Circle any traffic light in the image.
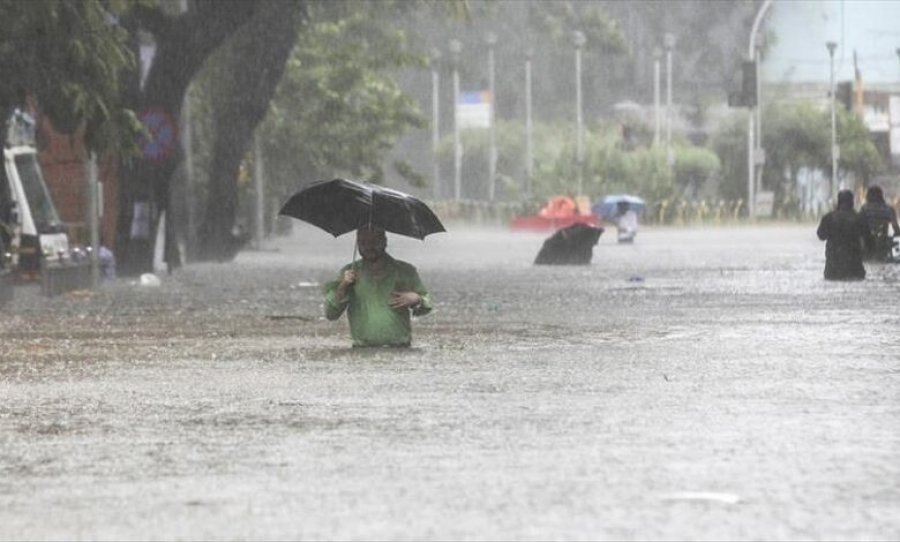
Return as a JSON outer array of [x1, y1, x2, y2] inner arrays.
[[728, 61, 757, 108], [835, 81, 852, 111], [741, 61, 757, 107]]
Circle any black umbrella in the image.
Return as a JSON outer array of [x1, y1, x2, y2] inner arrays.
[[534, 223, 604, 265], [278, 178, 445, 240]]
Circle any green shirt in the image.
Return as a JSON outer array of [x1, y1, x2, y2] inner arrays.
[[324, 254, 432, 347]]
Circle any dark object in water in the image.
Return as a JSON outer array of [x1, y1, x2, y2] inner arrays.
[[534, 223, 604, 265]]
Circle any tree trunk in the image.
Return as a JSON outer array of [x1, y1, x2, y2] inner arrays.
[[115, 1, 263, 276], [196, 1, 305, 262]]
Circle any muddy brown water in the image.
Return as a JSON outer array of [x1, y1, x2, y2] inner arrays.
[[1, 223, 899, 540]]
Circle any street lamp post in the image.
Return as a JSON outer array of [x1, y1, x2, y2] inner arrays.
[[664, 33, 675, 165], [653, 47, 661, 147], [525, 48, 534, 198], [86, 153, 99, 287], [827, 41, 838, 193], [754, 44, 765, 203], [573, 30, 586, 196], [486, 32, 497, 202], [431, 49, 441, 199], [747, 0, 773, 219], [450, 39, 462, 201]]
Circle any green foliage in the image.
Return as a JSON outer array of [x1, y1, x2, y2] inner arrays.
[[709, 111, 748, 202], [254, 4, 427, 201], [763, 101, 829, 173], [530, 2, 625, 54], [673, 145, 721, 194], [0, 0, 143, 155], [837, 108, 883, 185], [711, 99, 885, 217], [437, 118, 684, 205]]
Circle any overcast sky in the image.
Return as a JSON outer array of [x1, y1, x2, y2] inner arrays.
[[763, 0, 900, 85]]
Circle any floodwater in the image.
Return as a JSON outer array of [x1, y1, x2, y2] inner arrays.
[[1, 223, 899, 541]]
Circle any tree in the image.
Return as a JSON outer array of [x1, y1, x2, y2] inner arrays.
[[0, 0, 139, 154], [191, 1, 306, 262], [758, 100, 881, 215], [113, 0, 267, 275], [709, 111, 749, 203], [186, 0, 430, 255], [836, 108, 883, 188]]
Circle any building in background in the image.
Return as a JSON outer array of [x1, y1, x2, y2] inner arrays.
[[764, 0, 900, 172]]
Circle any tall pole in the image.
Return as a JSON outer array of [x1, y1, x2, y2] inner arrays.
[[827, 41, 838, 193], [252, 132, 265, 250], [754, 45, 764, 199], [450, 39, 462, 201], [653, 47, 661, 147], [487, 32, 497, 201], [86, 152, 99, 287], [664, 32, 675, 166], [525, 48, 534, 198], [179, 0, 194, 260], [573, 30, 585, 196], [431, 49, 441, 199], [747, 0, 773, 219]]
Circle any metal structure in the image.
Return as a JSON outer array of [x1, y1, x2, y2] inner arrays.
[[525, 48, 534, 198], [747, 0, 774, 219], [450, 39, 462, 201], [827, 40, 839, 193], [431, 49, 441, 199], [486, 32, 497, 202], [573, 30, 586, 196], [664, 32, 675, 165], [653, 47, 662, 147]]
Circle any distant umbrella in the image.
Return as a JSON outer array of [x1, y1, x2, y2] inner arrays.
[[278, 178, 446, 240], [592, 194, 646, 219], [534, 223, 604, 265], [612, 100, 646, 121]]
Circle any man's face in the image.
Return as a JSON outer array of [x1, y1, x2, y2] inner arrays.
[[357, 228, 387, 261]]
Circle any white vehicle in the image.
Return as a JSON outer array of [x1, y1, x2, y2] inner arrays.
[[1, 110, 88, 300]]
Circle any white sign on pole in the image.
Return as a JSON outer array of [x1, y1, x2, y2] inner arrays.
[[890, 95, 900, 126], [891, 127, 900, 156], [863, 105, 890, 133], [755, 190, 774, 217], [457, 91, 492, 129]]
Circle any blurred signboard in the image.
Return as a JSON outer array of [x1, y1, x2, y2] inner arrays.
[[863, 106, 890, 132], [755, 191, 774, 218], [457, 91, 492, 129], [891, 96, 900, 157]]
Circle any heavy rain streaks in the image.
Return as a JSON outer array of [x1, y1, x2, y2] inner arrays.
[[2, 223, 900, 540]]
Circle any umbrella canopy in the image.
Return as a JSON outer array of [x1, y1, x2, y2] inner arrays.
[[592, 194, 646, 219], [534, 223, 604, 265], [278, 178, 446, 240]]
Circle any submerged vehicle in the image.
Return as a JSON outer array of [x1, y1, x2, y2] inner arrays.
[[1, 109, 89, 303]]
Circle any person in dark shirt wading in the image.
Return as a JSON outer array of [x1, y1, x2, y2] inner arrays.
[[858, 185, 900, 262], [817, 190, 870, 280]]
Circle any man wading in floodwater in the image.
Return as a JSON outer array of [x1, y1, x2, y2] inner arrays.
[[324, 226, 432, 347], [816, 190, 869, 281]]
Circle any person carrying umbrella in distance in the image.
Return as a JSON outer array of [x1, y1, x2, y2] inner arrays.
[[593, 194, 644, 244], [279, 178, 445, 347]]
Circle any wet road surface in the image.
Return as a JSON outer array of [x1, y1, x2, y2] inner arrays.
[[1, 223, 899, 540]]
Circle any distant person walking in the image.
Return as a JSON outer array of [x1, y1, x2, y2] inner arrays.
[[858, 185, 899, 262], [612, 200, 638, 243], [816, 190, 869, 280]]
